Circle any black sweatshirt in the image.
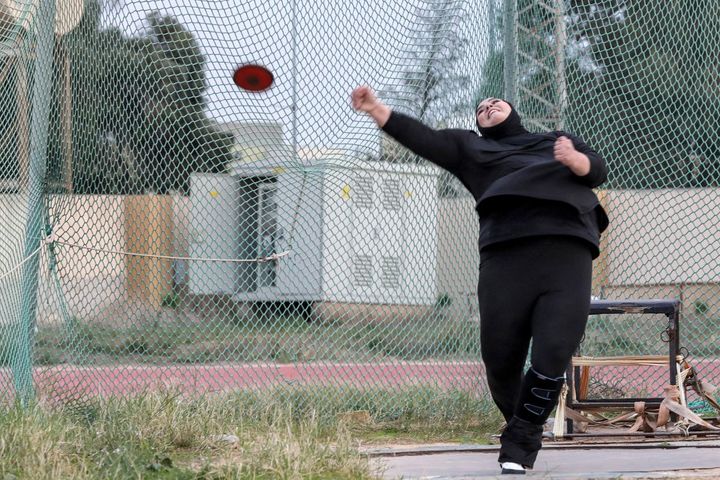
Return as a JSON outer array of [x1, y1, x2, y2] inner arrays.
[[381, 111, 609, 258]]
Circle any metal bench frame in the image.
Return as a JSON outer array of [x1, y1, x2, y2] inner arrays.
[[567, 299, 681, 410]]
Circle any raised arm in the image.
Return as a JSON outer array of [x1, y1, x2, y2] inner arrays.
[[351, 86, 468, 172]]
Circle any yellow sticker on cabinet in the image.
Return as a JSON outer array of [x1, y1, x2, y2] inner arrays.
[[341, 184, 351, 200], [404, 191, 413, 198], [209, 190, 219, 198]]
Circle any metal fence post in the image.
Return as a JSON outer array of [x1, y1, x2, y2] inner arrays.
[[13, 0, 57, 405]]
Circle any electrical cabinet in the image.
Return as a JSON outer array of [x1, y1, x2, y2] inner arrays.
[[189, 156, 438, 306]]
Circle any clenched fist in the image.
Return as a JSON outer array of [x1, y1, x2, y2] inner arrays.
[[351, 86, 380, 112], [554, 136, 590, 176], [351, 86, 391, 127]]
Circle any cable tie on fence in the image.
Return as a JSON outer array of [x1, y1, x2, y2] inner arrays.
[[49, 239, 291, 264], [257, 252, 291, 263]]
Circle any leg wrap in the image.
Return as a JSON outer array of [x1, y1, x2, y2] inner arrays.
[[515, 367, 565, 425], [498, 368, 565, 468], [498, 416, 544, 468]]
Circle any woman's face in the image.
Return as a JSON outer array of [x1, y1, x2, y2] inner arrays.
[[476, 98, 511, 128]]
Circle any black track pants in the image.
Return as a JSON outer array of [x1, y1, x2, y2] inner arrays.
[[477, 236, 593, 422]]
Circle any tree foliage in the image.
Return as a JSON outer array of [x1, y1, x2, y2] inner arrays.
[[565, 0, 720, 188], [48, 0, 233, 194], [476, 0, 720, 189], [376, 0, 474, 197]]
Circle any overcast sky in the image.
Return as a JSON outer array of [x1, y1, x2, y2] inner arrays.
[[101, 0, 493, 155]]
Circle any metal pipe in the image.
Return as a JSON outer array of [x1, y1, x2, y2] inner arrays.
[[13, 0, 57, 405], [503, 0, 517, 104], [554, 0, 566, 130]]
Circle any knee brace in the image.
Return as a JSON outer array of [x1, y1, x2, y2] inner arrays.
[[515, 366, 565, 425]]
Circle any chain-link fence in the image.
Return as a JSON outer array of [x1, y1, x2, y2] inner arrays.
[[0, 0, 718, 412]]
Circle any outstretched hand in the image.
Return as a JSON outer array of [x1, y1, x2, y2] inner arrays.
[[351, 86, 391, 127], [554, 136, 590, 176]]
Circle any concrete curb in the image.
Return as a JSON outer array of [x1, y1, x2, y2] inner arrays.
[[362, 439, 720, 457]]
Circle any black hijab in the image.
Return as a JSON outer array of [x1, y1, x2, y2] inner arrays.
[[476, 101, 529, 139]]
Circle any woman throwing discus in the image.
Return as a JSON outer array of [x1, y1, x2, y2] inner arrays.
[[351, 86, 608, 475]]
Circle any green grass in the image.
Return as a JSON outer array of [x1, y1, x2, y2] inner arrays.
[[18, 311, 481, 366], [581, 316, 660, 357], [14, 305, 718, 367], [0, 386, 502, 479], [581, 313, 720, 358]]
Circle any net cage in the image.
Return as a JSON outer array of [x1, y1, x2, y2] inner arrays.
[[0, 0, 717, 414]]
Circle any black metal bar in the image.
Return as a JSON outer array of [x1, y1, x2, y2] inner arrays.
[[668, 307, 680, 386], [589, 299, 679, 315]]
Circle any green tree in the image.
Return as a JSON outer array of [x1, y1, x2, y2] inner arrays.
[[48, 0, 233, 195], [564, 0, 720, 188], [474, 0, 720, 189], [475, 50, 504, 106], [376, 0, 474, 197]]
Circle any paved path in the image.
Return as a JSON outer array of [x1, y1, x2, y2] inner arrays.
[[369, 440, 720, 479]]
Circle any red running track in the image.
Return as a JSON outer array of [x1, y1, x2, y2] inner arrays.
[[1, 359, 717, 401], [0, 361, 489, 400]]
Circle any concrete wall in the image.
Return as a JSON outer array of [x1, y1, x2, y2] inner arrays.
[[595, 189, 720, 317], [0, 195, 128, 327], [436, 197, 479, 321], [0, 195, 188, 326], [437, 189, 720, 320], [598, 189, 720, 285], [2, 188, 720, 326], [0, 195, 28, 327]]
